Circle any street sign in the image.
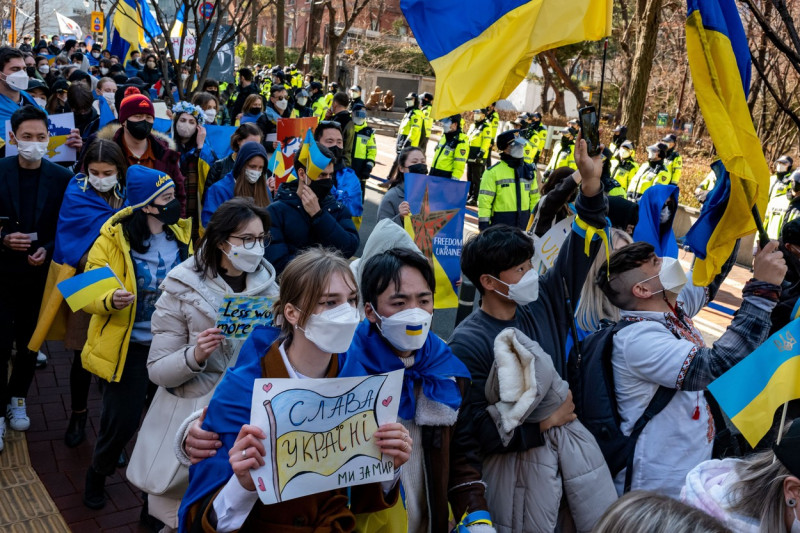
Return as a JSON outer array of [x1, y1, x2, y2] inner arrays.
[[90, 12, 104, 34], [199, 2, 215, 20], [656, 112, 669, 128]]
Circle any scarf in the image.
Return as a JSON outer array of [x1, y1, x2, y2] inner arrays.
[[340, 319, 470, 420]]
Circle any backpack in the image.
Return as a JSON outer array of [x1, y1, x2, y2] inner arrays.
[[567, 320, 676, 492]]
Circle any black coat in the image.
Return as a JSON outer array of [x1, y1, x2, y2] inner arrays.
[[0, 157, 72, 274]]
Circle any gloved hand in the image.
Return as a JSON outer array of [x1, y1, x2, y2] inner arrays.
[[477, 150, 485, 160], [543, 169, 551, 180], [478, 220, 489, 232], [534, 154, 540, 165]]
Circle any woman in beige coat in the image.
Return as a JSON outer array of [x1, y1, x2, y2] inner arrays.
[[138, 197, 279, 531]]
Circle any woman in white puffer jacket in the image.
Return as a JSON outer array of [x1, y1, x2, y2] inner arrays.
[[141, 197, 279, 531]]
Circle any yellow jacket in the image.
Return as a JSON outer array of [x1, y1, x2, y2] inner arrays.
[[81, 207, 192, 382]]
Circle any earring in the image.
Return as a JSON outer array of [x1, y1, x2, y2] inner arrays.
[[788, 498, 797, 508]]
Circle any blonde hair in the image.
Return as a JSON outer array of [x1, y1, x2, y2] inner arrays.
[[575, 228, 633, 332], [273, 248, 357, 341], [593, 491, 731, 533], [242, 94, 263, 115], [728, 449, 795, 533], [233, 177, 271, 208]]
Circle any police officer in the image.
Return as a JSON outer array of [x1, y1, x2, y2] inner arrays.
[[478, 130, 538, 231], [661, 133, 683, 185], [627, 143, 670, 201], [323, 82, 339, 114], [289, 64, 303, 89], [765, 170, 800, 239], [308, 81, 327, 120], [349, 85, 364, 109], [545, 126, 578, 176], [609, 124, 628, 156], [513, 115, 536, 166], [466, 108, 493, 205], [294, 89, 313, 118], [610, 140, 639, 193], [351, 103, 377, 201], [770, 155, 795, 200], [485, 102, 500, 166], [526, 111, 547, 164], [430, 114, 469, 180], [387, 92, 425, 182], [418, 92, 434, 151]]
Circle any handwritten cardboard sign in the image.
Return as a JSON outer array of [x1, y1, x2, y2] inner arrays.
[[249, 369, 404, 504], [215, 295, 275, 338], [4, 112, 76, 161], [532, 215, 574, 274]]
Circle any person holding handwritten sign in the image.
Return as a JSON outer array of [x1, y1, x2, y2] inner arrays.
[[179, 248, 410, 533]]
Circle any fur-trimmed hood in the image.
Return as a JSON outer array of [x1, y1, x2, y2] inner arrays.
[[96, 122, 177, 151]]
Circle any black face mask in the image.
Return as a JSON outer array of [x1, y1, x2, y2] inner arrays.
[[150, 198, 181, 226], [407, 163, 428, 175], [309, 179, 333, 201], [328, 146, 345, 171], [26, 66, 35, 77], [126, 119, 153, 140]]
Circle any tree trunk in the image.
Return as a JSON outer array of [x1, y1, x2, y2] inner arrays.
[[276, 0, 285, 66], [620, 0, 663, 146], [34, 0, 40, 41], [327, 32, 342, 83], [543, 50, 588, 108], [244, 0, 259, 66]]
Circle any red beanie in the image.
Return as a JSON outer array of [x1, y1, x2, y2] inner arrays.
[[119, 92, 154, 124]]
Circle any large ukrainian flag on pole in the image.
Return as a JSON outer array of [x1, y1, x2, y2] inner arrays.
[[708, 319, 800, 447], [400, 0, 612, 118], [683, 0, 770, 285], [109, 0, 162, 63]]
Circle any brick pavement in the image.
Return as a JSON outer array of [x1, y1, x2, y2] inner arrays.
[[24, 341, 151, 533]]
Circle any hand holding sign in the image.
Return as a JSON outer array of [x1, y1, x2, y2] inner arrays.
[[215, 295, 275, 338], [230, 424, 267, 492], [194, 327, 225, 363]]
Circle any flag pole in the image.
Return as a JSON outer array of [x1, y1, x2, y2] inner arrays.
[[597, 38, 609, 117], [106, 263, 125, 289], [776, 401, 790, 445], [751, 205, 770, 248]]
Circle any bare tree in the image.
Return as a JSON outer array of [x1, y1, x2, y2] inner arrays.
[[323, 0, 371, 82]]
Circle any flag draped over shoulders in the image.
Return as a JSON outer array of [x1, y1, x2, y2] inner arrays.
[[683, 0, 769, 285], [28, 176, 120, 351], [400, 0, 612, 118]]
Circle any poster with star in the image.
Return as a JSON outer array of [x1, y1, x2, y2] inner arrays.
[[403, 173, 469, 309], [248, 369, 404, 504]]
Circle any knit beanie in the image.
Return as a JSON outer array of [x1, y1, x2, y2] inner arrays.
[[126, 165, 173, 209], [233, 142, 269, 179], [119, 88, 154, 124]]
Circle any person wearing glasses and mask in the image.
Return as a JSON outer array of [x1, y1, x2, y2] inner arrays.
[[140, 198, 278, 530], [257, 84, 296, 154], [266, 144, 359, 275], [201, 143, 271, 228]]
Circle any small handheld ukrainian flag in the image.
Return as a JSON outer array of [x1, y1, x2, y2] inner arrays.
[[57, 266, 122, 312], [708, 318, 800, 447], [297, 129, 331, 180]]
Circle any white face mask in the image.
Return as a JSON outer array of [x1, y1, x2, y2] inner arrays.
[[4, 70, 29, 91], [92, 52, 101, 59], [16, 140, 49, 161], [176, 121, 196, 139], [405, 99, 415, 108], [510, 138, 527, 159], [296, 96, 308, 106], [298, 303, 360, 353], [244, 168, 262, 184], [38, 65, 49, 75], [619, 148, 631, 159], [777, 163, 789, 173], [375, 307, 432, 352], [660, 205, 672, 224], [642, 256, 688, 296], [790, 506, 800, 533], [224, 241, 264, 273], [100, 67, 109, 75], [274, 98, 288, 112], [353, 116, 366, 126], [204, 109, 217, 123], [33, 97, 46, 107], [492, 268, 540, 305], [102, 92, 115, 104], [181, 73, 189, 81], [88, 173, 118, 192]]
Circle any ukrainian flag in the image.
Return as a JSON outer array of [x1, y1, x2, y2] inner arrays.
[[297, 129, 331, 180], [110, 0, 162, 63], [683, 0, 770, 286], [400, 0, 612, 118], [708, 319, 800, 447], [405, 324, 423, 336], [269, 143, 297, 186], [57, 266, 121, 313], [170, 4, 185, 38]]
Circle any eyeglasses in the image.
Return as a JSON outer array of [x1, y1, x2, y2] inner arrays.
[[229, 233, 271, 249]]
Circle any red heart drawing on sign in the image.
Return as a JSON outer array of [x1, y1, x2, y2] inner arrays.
[[382, 396, 393, 407], [257, 477, 266, 492], [263, 383, 272, 393]]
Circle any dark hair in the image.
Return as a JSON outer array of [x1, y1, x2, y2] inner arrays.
[[461, 225, 535, 294], [82, 139, 128, 184], [195, 197, 271, 279], [239, 67, 253, 81], [230, 123, 262, 152], [70, 52, 84, 62], [122, 209, 176, 254], [67, 83, 94, 113], [10, 105, 48, 133], [596, 241, 655, 308], [294, 145, 334, 172], [269, 84, 287, 96], [782, 218, 800, 246], [191, 91, 218, 111], [202, 78, 219, 91], [0, 46, 24, 70], [399, 146, 424, 169], [314, 121, 342, 141], [332, 92, 350, 108], [360, 248, 435, 307], [35, 54, 47, 65], [541, 167, 575, 196]]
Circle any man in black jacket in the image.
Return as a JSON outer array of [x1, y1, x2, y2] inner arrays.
[[0, 106, 72, 449], [230, 68, 260, 120]]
